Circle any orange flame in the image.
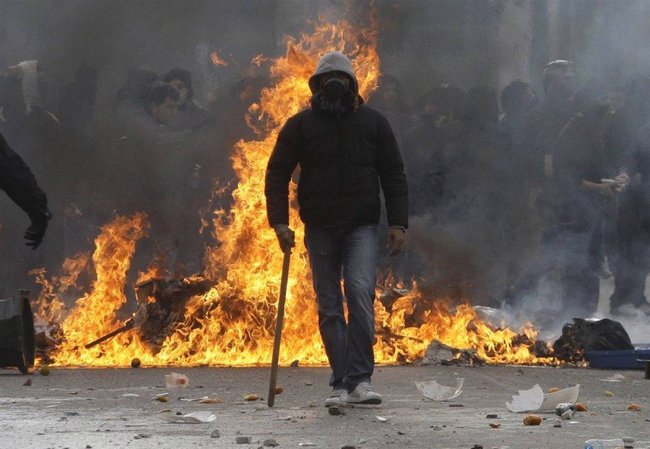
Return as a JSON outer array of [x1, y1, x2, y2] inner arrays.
[[31, 252, 90, 323], [43, 20, 553, 367], [210, 51, 228, 66]]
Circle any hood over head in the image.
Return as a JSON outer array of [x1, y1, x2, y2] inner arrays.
[[308, 51, 358, 95]]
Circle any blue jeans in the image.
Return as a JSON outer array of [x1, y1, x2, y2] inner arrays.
[[304, 224, 378, 390]]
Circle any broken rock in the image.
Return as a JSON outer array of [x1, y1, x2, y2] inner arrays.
[[523, 415, 542, 426]]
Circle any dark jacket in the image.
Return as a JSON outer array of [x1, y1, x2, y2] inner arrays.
[[265, 104, 408, 228], [553, 112, 606, 227], [0, 132, 49, 221]]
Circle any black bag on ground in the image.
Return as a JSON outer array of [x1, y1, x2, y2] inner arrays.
[[553, 318, 634, 362]]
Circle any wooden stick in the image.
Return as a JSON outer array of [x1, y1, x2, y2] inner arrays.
[[267, 249, 291, 407], [84, 318, 134, 349]]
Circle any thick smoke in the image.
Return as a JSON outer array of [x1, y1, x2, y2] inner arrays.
[[1, 0, 650, 341]]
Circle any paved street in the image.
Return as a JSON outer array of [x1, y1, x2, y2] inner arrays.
[[0, 365, 648, 448]]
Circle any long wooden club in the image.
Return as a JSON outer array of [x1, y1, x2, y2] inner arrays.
[[267, 248, 291, 407]]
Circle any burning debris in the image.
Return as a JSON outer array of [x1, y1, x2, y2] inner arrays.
[[132, 276, 213, 352], [29, 21, 558, 369], [418, 341, 484, 367]]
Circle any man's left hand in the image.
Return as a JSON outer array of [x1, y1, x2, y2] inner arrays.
[[386, 226, 406, 255], [25, 211, 51, 250]]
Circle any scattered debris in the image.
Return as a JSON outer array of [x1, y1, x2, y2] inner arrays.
[[627, 403, 641, 411], [506, 384, 580, 413], [584, 438, 633, 448], [375, 416, 390, 422], [236, 436, 252, 444], [486, 414, 498, 419], [134, 434, 152, 439], [604, 391, 615, 397], [23, 378, 32, 386], [210, 429, 220, 438], [132, 276, 213, 352], [164, 372, 189, 389], [298, 443, 316, 447], [131, 358, 141, 368], [341, 446, 357, 449], [600, 373, 625, 382], [274, 386, 284, 395], [575, 402, 588, 412], [448, 403, 464, 408], [506, 385, 543, 412], [489, 423, 501, 429], [328, 406, 346, 416], [161, 412, 216, 424], [290, 360, 300, 367], [415, 378, 464, 401], [64, 411, 80, 416], [548, 387, 560, 393], [263, 439, 279, 447], [523, 415, 542, 426], [122, 393, 140, 398], [555, 403, 575, 420], [155, 396, 168, 403], [419, 341, 483, 366], [471, 445, 483, 449], [244, 393, 260, 401], [276, 415, 292, 421], [553, 420, 562, 428], [180, 396, 223, 404]]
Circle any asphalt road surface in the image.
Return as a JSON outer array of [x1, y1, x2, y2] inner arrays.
[[0, 365, 648, 448]]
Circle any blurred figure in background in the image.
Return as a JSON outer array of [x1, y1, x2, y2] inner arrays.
[[553, 90, 613, 317], [610, 110, 650, 316], [505, 61, 578, 311], [498, 79, 538, 149], [367, 74, 413, 145], [58, 64, 98, 141], [163, 67, 210, 131]]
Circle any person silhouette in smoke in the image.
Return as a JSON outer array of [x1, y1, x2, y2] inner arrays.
[[506, 60, 578, 311], [163, 68, 210, 131], [265, 51, 408, 407], [0, 132, 51, 249]]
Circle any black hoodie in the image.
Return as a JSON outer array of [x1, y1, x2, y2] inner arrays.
[[265, 52, 408, 228]]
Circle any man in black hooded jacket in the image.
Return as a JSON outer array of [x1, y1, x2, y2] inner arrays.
[[265, 51, 408, 407], [0, 132, 50, 249]]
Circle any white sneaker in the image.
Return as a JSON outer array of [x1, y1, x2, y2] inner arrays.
[[346, 382, 382, 405], [324, 388, 348, 407]]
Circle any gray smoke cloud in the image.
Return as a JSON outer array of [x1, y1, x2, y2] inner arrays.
[[1, 1, 650, 342]]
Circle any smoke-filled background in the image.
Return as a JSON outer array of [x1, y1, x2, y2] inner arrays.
[[2, 0, 650, 340]]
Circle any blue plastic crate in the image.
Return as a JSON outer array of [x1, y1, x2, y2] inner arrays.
[[586, 345, 650, 369]]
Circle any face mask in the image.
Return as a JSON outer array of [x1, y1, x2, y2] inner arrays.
[[177, 90, 188, 106], [323, 78, 349, 100]]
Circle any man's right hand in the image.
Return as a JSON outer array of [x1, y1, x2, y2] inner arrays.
[[273, 224, 295, 253]]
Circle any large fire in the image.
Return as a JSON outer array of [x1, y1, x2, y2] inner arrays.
[[34, 20, 553, 367]]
